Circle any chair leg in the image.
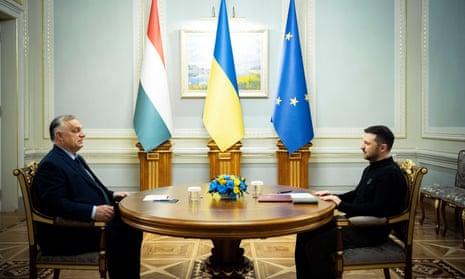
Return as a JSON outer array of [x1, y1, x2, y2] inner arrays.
[[462, 208, 465, 249], [441, 201, 449, 237], [29, 262, 37, 279], [404, 263, 412, 279], [434, 198, 442, 235], [454, 207, 460, 232], [28, 247, 38, 279], [53, 269, 60, 279], [99, 268, 106, 279], [419, 194, 426, 225], [383, 268, 391, 279]]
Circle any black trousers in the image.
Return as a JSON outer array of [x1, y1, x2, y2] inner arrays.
[[106, 207, 143, 279], [38, 207, 143, 279], [295, 219, 389, 279]]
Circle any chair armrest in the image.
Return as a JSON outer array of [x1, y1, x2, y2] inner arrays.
[[54, 217, 106, 228], [386, 212, 409, 224], [31, 211, 106, 228], [336, 216, 388, 227], [31, 211, 55, 225], [336, 212, 409, 228]]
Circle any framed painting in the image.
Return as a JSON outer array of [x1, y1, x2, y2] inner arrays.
[[180, 29, 268, 98]]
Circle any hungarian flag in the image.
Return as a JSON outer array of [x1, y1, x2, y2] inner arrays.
[[133, 0, 172, 152]]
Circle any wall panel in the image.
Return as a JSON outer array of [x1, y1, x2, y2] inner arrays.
[[422, 0, 465, 140], [311, 0, 405, 138]]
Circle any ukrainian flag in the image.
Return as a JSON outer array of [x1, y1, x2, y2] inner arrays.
[[203, 0, 244, 152]]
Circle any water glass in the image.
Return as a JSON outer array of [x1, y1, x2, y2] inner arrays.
[[188, 186, 201, 202], [251, 180, 263, 198]]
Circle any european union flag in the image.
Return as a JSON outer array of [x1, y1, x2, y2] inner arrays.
[[271, 0, 314, 154]]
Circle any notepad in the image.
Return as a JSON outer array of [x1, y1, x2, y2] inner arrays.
[[290, 193, 318, 204], [143, 194, 169, 201]]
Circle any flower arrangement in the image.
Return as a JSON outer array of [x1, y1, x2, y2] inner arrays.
[[208, 175, 248, 199]]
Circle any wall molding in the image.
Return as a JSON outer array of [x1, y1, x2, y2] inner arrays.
[[42, 0, 54, 138], [308, 0, 406, 139], [421, 0, 465, 140], [24, 138, 457, 170], [42, 0, 146, 139]]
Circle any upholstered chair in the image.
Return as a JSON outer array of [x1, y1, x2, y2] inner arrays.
[[13, 162, 107, 279], [419, 150, 465, 247], [335, 160, 427, 279]]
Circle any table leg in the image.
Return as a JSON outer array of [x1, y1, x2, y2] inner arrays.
[[203, 238, 253, 277]]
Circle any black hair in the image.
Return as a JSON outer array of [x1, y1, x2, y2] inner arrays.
[[364, 125, 395, 151]]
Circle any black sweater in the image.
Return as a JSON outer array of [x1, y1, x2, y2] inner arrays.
[[337, 157, 407, 218]]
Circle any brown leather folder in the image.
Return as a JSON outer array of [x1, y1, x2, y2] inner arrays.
[[257, 194, 293, 202]]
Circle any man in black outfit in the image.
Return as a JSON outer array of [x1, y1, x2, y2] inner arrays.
[[31, 115, 143, 279], [295, 125, 407, 279]]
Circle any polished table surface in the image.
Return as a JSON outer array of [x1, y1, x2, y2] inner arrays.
[[119, 184, 335, 239], [119, 184, 335, 275]]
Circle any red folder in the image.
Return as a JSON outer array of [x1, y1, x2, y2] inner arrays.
[[257, 194, 292, 202]]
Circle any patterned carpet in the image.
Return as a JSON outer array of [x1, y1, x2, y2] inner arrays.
[[0, 260, 53, 279], [392, 259, 465, 279], [191, 259, 256, 279], [0, 259, 255, 279], [1, 209, 464, 278], [1, 258, 464, 279]]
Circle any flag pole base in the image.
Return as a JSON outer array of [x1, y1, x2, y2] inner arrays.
[[207, 140, 242, 180], [136, 140, 172, 191], [276, 140, 312, 189]]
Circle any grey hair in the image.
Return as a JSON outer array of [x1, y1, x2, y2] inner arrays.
[[49, 115, 76, 141]]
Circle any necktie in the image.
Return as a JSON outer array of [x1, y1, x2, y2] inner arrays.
[[75, 155, 111, 204]]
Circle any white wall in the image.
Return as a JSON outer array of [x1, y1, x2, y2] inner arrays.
[[2, 0, 463, 211]]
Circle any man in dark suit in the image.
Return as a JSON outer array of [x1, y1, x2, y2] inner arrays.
[[31, 115, 143, 279]]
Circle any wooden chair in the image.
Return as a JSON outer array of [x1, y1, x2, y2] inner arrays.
[[13, 162, 107, 279], [336, 160, 428, 279], [438, 150, 465, 248], [419, 150, 465, 236], [440, 196, 465, 249]]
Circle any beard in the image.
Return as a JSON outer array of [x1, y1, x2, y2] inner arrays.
[[363, 149, 381, 162]]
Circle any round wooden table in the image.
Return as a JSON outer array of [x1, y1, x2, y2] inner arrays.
[[119, 184, 335, 276]]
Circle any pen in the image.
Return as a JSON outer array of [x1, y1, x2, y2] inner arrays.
[[153, 199, 178, 203], [278, 190, 292, 194]]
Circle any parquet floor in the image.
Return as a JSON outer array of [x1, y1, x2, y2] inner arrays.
[[0, 205, 464, 278]]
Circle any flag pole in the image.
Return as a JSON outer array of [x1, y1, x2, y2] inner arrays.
[[272, 0, 314, 188], [203, 0, 244, 179], [134, 0, 173, 189]]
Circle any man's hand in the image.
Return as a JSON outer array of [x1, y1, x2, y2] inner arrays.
[[314, 190, 332, 196], [113, 192, 128, 202], [319, 194, 341, 206], [95, 205, 114, 222]]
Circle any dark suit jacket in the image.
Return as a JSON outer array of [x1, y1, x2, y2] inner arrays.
[[31, 144, 115, 255]]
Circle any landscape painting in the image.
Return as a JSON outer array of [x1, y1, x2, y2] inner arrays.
[[180, 29, 268, 98]]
